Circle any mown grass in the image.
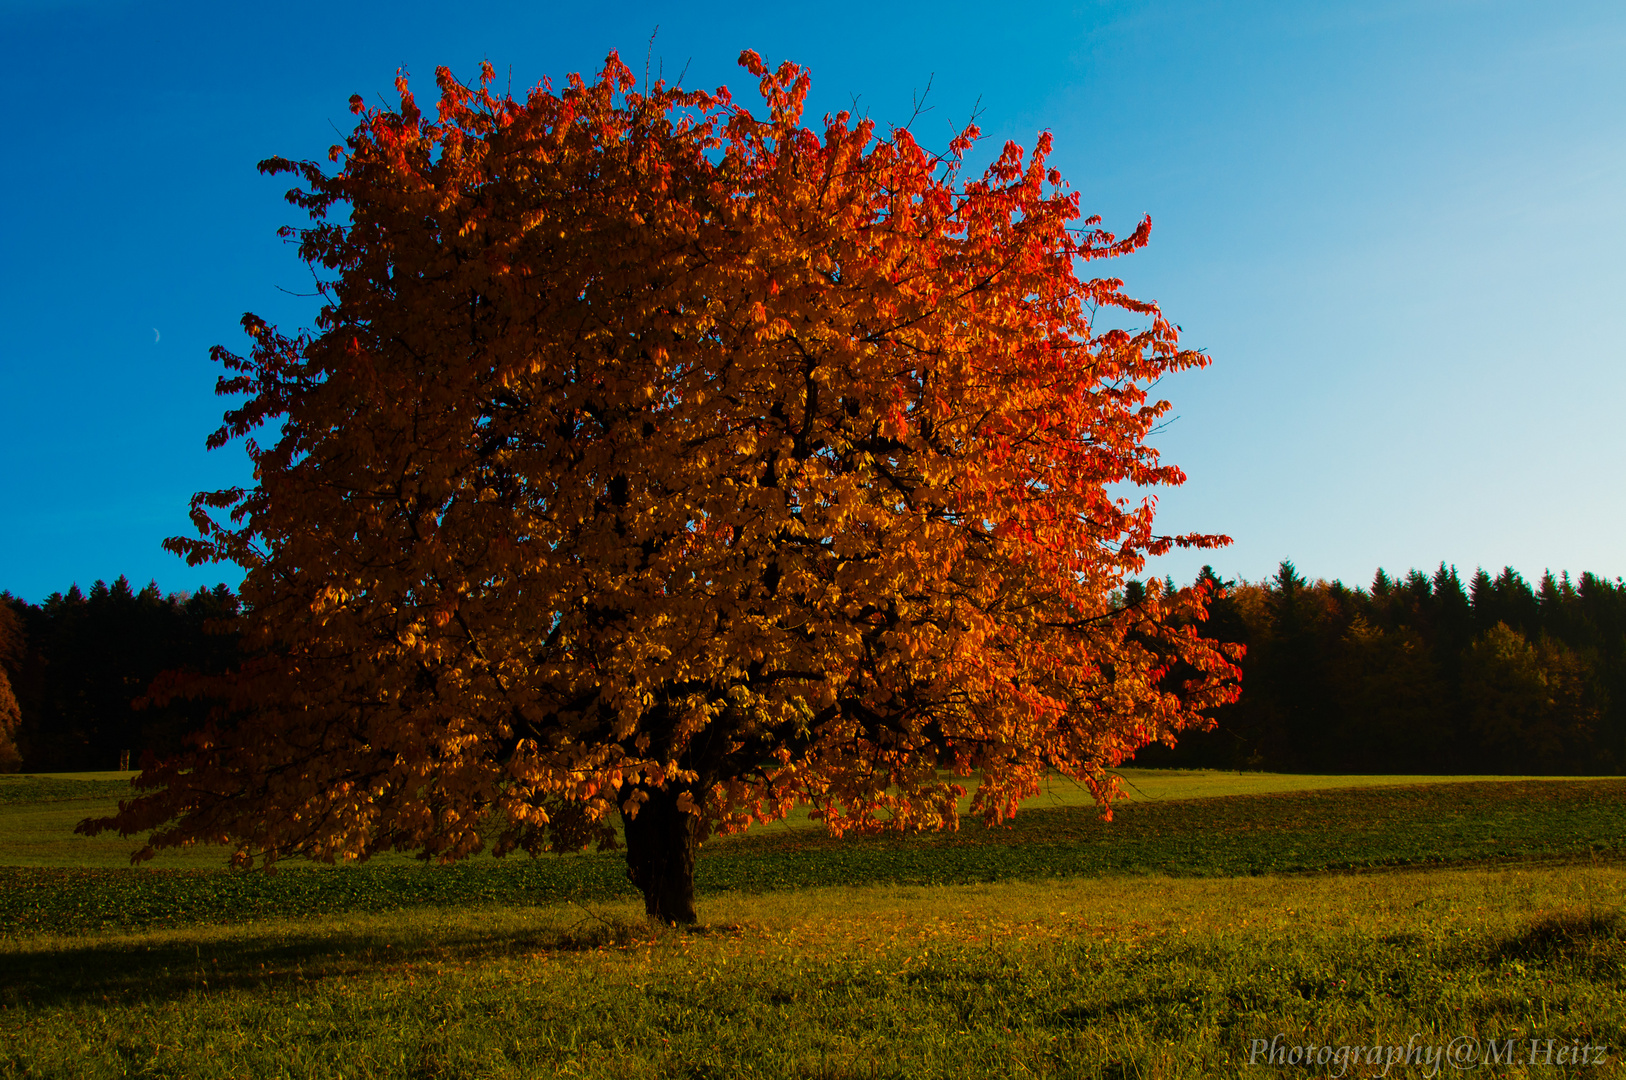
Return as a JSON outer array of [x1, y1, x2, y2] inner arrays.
[[3, 868, 1624, 1078], [5, 773, 1625, 1078]]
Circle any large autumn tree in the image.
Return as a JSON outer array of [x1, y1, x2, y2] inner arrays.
[[84, 52, 1239, 923]]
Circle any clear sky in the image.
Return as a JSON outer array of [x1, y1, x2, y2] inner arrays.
[[2, 0, 1622, 603]]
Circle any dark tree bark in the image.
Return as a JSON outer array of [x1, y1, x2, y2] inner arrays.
[[620, 784, 705, 924]]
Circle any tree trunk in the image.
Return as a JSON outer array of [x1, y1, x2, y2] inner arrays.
[[621, 785, 704, 924]]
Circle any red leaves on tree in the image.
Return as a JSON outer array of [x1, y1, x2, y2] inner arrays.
[[83, 51, 1240, 923]]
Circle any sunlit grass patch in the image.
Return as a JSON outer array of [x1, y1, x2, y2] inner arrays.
[[2, 867, 1623, 1079]]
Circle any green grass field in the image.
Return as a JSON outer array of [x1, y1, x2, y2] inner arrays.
[[3, 771, 1624, 1078], [0, 766, 1590, 869]]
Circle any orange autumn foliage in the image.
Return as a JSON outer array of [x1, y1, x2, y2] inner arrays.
[[84, 51, 1240, 922]]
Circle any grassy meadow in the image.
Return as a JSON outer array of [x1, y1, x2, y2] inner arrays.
[[3, 771, 1625, 1077]]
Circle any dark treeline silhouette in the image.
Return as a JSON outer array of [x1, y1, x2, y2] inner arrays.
[[1138, 561, 1626, 775], [3, 563, 1623, 776], [0, 577, 239, 772]]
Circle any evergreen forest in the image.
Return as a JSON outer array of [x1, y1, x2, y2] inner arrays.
[[1141, 562, 1626, 775], [2, 562, 1623, 776], [0, 577, 239, 772]]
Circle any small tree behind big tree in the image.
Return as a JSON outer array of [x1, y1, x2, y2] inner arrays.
[[82, 52, 1240, 924]]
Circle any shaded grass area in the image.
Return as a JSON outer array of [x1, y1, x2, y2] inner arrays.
[[3, 869, 1624, 1078], [0, 774, 136, 807], [0, 768, 1565, 867], [3, 779, 1625, 936]]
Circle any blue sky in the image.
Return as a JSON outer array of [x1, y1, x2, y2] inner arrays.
[[2, 0, 1622, 602]]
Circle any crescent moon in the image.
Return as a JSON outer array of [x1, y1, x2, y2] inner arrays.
[[153, 328, 160, 344]]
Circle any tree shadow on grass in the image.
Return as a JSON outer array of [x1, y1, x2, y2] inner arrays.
[[0, 912, 654, 1009], [1490, 907, 1625, 968]]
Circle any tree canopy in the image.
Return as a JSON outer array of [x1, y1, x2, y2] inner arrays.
[[85, 51, 1239, 923], [0, 600, 23, 771]]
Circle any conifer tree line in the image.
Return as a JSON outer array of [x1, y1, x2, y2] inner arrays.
[[0, 578, 239, 772], [2, 561, 1623, 776], [1138, 561, 1626, 775]]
